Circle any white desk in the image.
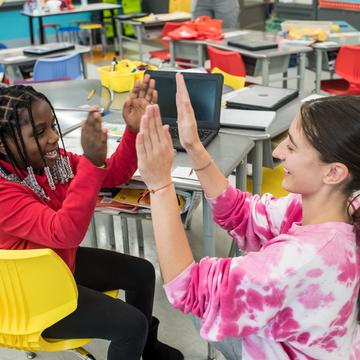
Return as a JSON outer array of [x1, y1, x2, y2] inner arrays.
[[168, 30, 313, 91], [220, 91, 309, 194], [311, 35, 360, 93], [114, 13, 191, 61], [0, 44, 90, 82], [21, 3, 121, 45]]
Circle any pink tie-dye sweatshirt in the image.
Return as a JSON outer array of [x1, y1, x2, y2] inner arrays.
[[164, 185, 360, 359]]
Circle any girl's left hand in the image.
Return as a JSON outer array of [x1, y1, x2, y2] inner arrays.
[[122, 74, 158, 132], [136, 104, 174, 190]]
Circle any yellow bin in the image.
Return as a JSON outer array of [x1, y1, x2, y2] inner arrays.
[[98, 60, 157, 93]]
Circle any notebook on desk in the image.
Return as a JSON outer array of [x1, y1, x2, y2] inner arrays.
[[23, 42, 75, 56], [220, 108, 276, 131], [145, 70, 223, 151], [227, 38, 278, 51], [226, 85, 299, 111]]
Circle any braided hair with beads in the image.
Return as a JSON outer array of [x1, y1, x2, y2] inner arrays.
[[0, 85, 73, 200]]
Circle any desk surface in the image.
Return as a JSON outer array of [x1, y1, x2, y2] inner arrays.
[[33, 79, 112, 135], [21, 3, 120, 17], [0, 44, 90, 65], [207, 30, 312, 59]]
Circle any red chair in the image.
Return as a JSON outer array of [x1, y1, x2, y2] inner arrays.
[[321, 45, 360, 95], [207, 45, 247, 77], [149, 21, 186, 61]]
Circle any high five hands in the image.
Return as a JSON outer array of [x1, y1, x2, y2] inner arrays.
[[136, 73, 200, 188], [123, 74, 158, 132]]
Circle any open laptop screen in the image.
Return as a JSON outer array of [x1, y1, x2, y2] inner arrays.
[[145, 70, 223, 130]]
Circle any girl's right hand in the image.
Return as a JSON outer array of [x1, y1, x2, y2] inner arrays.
[[175, 72, 201, 151], [81, 108, 108, 167]]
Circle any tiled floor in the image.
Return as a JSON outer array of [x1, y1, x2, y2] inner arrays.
[[0, 39, 322, 360]]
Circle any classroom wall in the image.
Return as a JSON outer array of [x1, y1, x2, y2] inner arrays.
[[0, 7, 91, 47]]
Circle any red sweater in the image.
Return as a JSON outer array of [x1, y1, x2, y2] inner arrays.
[[0, 128, 137, 272]]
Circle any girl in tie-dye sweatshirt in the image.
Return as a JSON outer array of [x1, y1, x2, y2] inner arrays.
[[136, 73, 360, 359]]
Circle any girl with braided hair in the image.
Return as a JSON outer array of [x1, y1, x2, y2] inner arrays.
[[0, 78, 183, 360], [136, 72, 360, 359]]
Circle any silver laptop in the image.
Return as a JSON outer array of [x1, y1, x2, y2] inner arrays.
[[227, 38, 278, 51], [226, 85, 299, 111]]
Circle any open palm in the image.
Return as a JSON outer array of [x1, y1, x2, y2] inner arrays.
[[122, 74, 158, 132]]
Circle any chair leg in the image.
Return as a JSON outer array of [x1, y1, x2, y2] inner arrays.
[[121, 217, 130, 254], [72, 347, 96, 359], [25, 352, 36, 359]]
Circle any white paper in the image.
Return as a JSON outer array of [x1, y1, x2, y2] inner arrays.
[[171, 166, 198, 181]]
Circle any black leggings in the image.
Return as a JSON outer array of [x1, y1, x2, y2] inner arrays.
[[43, 247, 156, 360]]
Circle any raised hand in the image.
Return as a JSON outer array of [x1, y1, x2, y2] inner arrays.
[[81, 108, 107, 167], [175, 72, 201, 151], [122, 74, 158, 132], [136, 104, 174, 190]]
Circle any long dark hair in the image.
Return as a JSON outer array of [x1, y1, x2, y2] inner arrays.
[[0, 85, 67, 178]]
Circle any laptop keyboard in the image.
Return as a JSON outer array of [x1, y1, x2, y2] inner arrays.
[[169, 126, 213, 142]]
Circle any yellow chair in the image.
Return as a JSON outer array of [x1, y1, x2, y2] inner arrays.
[[0, 248, 118, 360], [247, 164, 288, 197], [211, 67, 245, 90], [169, 0, 192, 12]]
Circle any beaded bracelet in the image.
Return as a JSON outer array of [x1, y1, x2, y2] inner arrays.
[[192, 158, 213, 172]]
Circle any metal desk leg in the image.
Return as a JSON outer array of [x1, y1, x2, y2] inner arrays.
[[121, 217, 130, 254], [315, 48, 322, 94], [197, 43, 205, 67], [169, 41, 176, 67], [116, 19, 124, 58], [135, 24, 143, 61], [203, 194, 214, 257], [4, 64, 23, 82], [298, 52, 306, 91], [39, 17, 45, 44], [208, 343, 217, 360], [89, 216, 98, 248], [252, 140, 264, 195], [29, 17, 35, 45], [282, 71, 288, 88], [135, 219, 144, 257], [80, 54, 88, 79], [106, 215, 116, 250], [261, 58, 270, 86], [235, 158, 247, 191]]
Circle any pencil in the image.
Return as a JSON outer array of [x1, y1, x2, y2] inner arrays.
[[87, 89, 96, 100]]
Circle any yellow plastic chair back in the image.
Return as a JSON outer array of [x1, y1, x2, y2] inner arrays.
[[247, 164, 289, 197], [0, 248, 118, 354], [211, 67, 245, 90]]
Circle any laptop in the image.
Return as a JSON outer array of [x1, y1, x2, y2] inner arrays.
[[23, 42, 75, 56], [227, 38, 278, 51], [226, 85, 299, 111], [145, 70, 223, 151], [220, 108, 276, 131]]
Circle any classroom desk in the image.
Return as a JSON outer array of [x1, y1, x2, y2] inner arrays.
[[114, 13, 191, 61], [207, 31, 312, 91], [168, 30, 312, 91], [0, 44, 90, 82], [32, 79, 254, 258], [32, 79, 112, 135], [312, 36, 360, 93], [21, 3, 121, 45], [220, 91, 308, 194]]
